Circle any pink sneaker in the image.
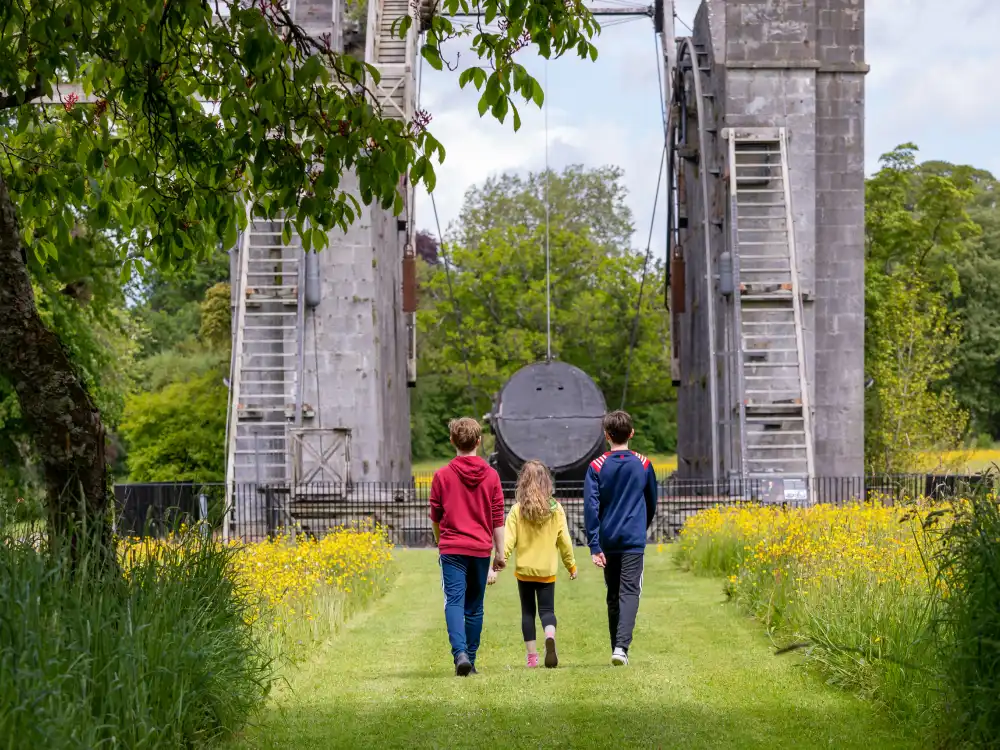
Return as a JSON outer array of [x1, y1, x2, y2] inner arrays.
[[526, 653, 539, 668]]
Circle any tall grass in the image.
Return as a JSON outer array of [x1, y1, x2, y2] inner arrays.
[[0, 531, 274, 748], [928, 486, 1000, 746]]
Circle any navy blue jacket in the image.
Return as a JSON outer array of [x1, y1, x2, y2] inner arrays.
[[584, 450, 658, 554]]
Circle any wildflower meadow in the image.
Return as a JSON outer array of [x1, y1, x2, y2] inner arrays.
[[675, 490, 1000, 745], [0, 522, 396, 747]]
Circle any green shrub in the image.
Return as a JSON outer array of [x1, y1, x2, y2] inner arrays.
[[0, 532, 274, 748]]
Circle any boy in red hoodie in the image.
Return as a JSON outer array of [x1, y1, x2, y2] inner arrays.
[[429, 417, 506, 676]]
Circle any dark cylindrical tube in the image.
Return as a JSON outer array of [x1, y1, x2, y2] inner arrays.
[[402, 255, 417, 313], [671, 255, 686, 313]]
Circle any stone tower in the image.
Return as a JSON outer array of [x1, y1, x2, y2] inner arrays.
[[227, 0, 416, 523], [669, 0, 867, 483]]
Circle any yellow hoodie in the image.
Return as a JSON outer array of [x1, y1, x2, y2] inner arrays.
[[504, 499, 577, 583]]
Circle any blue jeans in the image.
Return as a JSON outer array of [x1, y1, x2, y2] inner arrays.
[[439, 554, 491, 665]]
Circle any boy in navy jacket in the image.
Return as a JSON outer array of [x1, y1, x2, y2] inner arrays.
[[584, 410, 658, 666]]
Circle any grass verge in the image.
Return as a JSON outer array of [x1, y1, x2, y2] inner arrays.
[[675, 503, 942, 724], [0, 522, 397, 748], [675, 495, 1000, 747]]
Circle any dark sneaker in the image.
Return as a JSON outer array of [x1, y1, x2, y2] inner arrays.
[[544, 637, 558, 668], [470, 666, 478, 675], [455, 652, 473, 677]]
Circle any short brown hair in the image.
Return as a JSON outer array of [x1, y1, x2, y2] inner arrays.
[[449, 417, 481, 452], [602, 410, 634, 445]]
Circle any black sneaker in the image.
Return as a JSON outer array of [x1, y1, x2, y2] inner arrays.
[[455, 651, 473, 677], [544, 637, 558, 668]]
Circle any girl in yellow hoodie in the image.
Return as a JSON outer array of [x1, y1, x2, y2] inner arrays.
[[488, 460, 577, 668]]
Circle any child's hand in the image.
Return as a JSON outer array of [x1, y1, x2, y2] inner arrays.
[[569, 569, 578, 580], [487, 569, 498, 586]]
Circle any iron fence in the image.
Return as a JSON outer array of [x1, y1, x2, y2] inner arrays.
[[112, 473, 992, 545]]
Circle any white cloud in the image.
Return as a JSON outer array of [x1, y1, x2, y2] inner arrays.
[[416, 19, 668, 253], [415, 0, 999, 252], [415, 70, 593, 235], [866, 0, 1000, 174]]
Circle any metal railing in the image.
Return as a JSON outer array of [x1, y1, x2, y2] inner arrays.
[[112, 473, 992, 545]]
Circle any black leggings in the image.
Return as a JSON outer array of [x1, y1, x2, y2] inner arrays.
[[517, 580, 556, 642]]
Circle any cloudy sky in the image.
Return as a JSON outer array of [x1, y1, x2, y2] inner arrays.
[[413, 0, 1000, 257]]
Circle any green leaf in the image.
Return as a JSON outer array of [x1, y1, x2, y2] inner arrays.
[[312, 227, 329, 252], [397, 14, 413, 39], [117, 155, 138, 178], [484, 73, 501, 105], [511, 103, 521, 132], [411, 157, 427, 185], [87, 148, 104, 173], [94, 200, 111, 228], [223, 217, 238, 251], [531, 78, 544, 108], [70, 176, 86, 201], [458, 68, 476, 89], [477, 95, 489, 117], [422, 45, 444, 71], [299, 55, 324, 85], [118, 257, 133, 285], [492, 96, 509, 124], [423, 164, 437, 193]]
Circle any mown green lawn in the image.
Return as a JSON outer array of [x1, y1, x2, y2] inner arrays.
[[235, 548, 918, 749]]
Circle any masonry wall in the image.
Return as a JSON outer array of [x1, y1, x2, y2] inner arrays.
[[675, 0, 865, 479], [371, 201, 412, 480], [296, 0, 412, 484], [300, 176, 412, 483], [674, 4, 725, 480], [813, 0, 866, 477]]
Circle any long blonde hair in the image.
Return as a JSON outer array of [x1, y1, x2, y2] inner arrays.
[[516, 460, 554, 524]]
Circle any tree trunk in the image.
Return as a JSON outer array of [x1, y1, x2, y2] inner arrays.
[[0, 174, 111, 561]]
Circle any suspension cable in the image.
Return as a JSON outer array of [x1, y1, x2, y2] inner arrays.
[[544, 58, 552, 363], [620, 140, 666, 410], [654, 29, 667, 130], [620, 30, 672, 409], [430, 191, 480, 417]]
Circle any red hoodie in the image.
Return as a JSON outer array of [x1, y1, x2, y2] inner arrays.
[[429, 456, 505, 557]]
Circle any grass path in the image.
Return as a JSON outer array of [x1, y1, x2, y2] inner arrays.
[[237, 549, 919, 750]]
